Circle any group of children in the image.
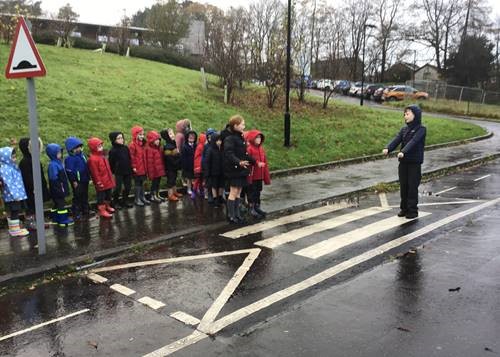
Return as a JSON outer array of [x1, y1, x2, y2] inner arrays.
[[0, 117, 271, 237]]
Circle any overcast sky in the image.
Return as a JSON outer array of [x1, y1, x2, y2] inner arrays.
[[40, 0, 500, 27]]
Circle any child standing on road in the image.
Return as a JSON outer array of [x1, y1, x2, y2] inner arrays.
[[0, 146, 30, 237], [246, 130, 271, 218], [129, 125, 150, 206], [46, 143, 73, 226], [181, 130, 197, 198], [383, 104, 426, 219], [145, 130, 166, 203], [87, 137, 116, 219], [160, 128, 182, 201], [64, 137, 91, 219], [204, 133, 225, 208], [193, 132, 206, 198], [108, 132, 134, 209], [18, 137, 50, 229]]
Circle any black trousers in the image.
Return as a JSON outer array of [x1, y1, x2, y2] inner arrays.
[[151, 177, 161, 192], [247, 180, 263, 205], [96, 189, 112, 205], [52, 197, 66, 211], [71, 181, 89, 215], [5, 201, 24, 220], [113, 174, 132, 201], [398, 162, 421, 214], [134, 175, 146, 188]]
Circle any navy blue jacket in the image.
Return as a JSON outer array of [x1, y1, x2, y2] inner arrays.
[[46, 144, 70, 199], [386, 105, 426, 164], [108, 132, 134, 176], [64, 137, 90, 183], [181, 131, 197, 173]]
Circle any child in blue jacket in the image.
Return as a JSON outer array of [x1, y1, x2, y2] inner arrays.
[[0, 146, 29, 237], [46, 143, 73, 226], [64, 137, 91, 219]]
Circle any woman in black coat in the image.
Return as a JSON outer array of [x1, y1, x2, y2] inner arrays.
[[223, 115, 255, 224]]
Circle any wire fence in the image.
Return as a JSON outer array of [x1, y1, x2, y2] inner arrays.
[[406, 80, 500, 118]]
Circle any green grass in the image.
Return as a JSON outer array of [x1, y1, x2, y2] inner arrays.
[[0, 44, 487, 172], [385, 98, 500, 121]]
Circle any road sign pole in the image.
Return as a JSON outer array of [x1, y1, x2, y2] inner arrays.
[[26, 77, 46, 255]]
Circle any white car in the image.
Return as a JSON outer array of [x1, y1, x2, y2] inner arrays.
[[316, 79, 334, 91], [349, 81, 363, 96]]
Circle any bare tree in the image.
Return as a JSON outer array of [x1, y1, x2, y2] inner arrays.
[[293, 1, 312, 102], [374, 0, 400, 82], [413, 0, 463, 71], [0, 0, 42, 43], [112, 14, 131, 56], [205, 7, 247, 103], [343, 0, 372, 80], [56, 3, 79, 48]]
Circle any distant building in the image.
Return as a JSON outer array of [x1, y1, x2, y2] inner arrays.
[[178, 20, 204, 56], [385, 62, 417, 83], [414, 64, 440, 81]]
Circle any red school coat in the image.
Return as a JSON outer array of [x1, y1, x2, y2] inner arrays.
[[193, 132, 206, 176], [87, 137, 115, 191], [129, 125, 147, 176], [145, 130, 166, 180], [245, 130, 271, 185]]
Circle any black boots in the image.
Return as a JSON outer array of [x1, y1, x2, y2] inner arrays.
[[227, 199, 246, 224]]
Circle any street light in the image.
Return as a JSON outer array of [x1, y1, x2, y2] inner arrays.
[[284, 0, 292, 147], [360, 23, 376, 106]]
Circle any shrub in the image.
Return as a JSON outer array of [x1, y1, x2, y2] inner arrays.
[[72, 37, 101, 50], [33, 31, 57, 46]]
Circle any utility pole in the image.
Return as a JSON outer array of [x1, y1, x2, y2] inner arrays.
[[360, 23, 376, 106], [284, 0, 292, 147]]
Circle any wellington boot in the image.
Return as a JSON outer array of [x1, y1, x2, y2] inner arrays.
[[104, 201, 115, 213], [7, 219, 29, 237], [98, 204, 113, 218]]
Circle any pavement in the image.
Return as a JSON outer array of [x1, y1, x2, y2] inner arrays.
[[1, 110, 500, 285]]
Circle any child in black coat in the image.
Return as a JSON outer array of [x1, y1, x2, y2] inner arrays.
[[161, 128, 182, 201], [383, 105, 426, 219], [181, 130, 197, 196], [109, 132, 134, 209], [204, 133, 225, 207]]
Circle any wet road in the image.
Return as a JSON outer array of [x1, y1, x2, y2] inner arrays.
[[1, 160, 499, 356]]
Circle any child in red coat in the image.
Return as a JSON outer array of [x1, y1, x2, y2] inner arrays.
[[193, 132, 206, 199], [246, 130, 271, 218], [87, 137, 116, 218], [145, 130, 166, 203], [129, 125, 150, 206]]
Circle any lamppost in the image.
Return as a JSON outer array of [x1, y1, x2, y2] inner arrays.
[[360, 23, 376, 106], [284, 0, 292, 147]]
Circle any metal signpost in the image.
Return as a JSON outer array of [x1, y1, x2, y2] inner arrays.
[[5, 17, 47, 255]]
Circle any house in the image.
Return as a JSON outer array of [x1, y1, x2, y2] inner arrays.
[[385, 62, 417, 82], [414, 64, 440, 81]]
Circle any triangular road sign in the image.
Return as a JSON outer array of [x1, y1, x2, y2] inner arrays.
[[5, 17, 46, 79]]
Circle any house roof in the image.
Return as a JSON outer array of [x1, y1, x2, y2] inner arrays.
[[415, 63, 439, 73]]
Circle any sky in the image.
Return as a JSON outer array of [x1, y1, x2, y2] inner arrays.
[[38, 0, 500, 27]]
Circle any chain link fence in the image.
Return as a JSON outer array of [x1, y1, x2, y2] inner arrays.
[[405, 80, 500, 119]]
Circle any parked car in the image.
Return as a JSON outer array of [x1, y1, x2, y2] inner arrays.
[[364, 83, 384, 99], [382, 85, 429, 101], [373, 86, 393, 102], [316, 79, 335, 91], [349, 81, 363, 96], [334, 80, 351, 95]]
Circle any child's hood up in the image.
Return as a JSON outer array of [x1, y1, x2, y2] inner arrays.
[[176, 119, 191, 134], [146, 130, 161, 146], [65, 137, 84, 155], [46, 143, 62, 161], [87, 137, 104, 155], [245, 129, 265, 147], [405, 105, 422, 127], [0, 147, 16, 166]]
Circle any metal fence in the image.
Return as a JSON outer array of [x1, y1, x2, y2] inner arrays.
[[404, 80, 500, 117]]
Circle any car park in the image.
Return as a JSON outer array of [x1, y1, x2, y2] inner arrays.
[[316, 79, 335, 91], [334, 80, 351, 95], [349, 81, 363, 96], [363, 83, 384, 99]]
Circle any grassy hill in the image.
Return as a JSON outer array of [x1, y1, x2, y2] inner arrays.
[[0, 44, 487, 171]]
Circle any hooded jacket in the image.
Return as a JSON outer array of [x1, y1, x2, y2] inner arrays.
[[181, 130, 197, 174], [223, 128, 255, 179], [194, 132, 207, 176], [246, 130, 271, 185], [175, 119, 191, 152], [203, 134, 224, 178], [386, 105, 427, 164], [160, 129, 180, 171], [87, 137, 115, 191], [145, 130, 166, 180], [18, 138, 50, 202], [46, 143, 70, 199], [0, 147, 27, 202], [108, 131, 133, 176], [64, 137, 90, 184], [129, 125, 147, 176]]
